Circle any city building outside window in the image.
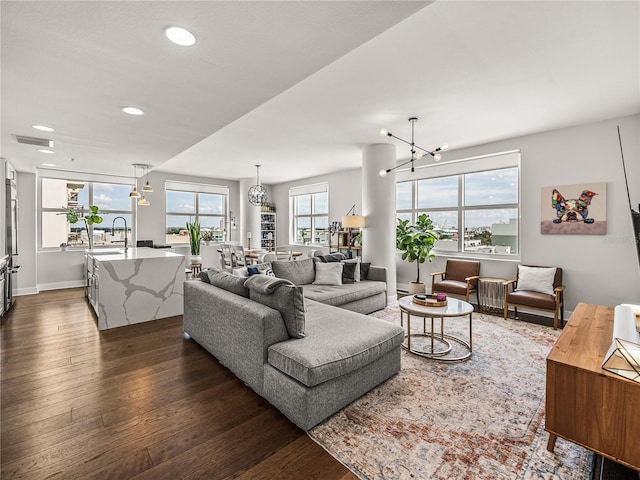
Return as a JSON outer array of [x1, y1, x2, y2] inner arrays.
[[40, 177, 133, 249], [395, 151, 519, 255], [165, 182, 229, 244]]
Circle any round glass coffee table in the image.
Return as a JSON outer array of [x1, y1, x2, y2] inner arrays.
[[398, 295, 474, 361]]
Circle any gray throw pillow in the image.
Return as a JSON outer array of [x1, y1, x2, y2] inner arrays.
[[341, 262, 357, 284], [271, 257, 315, 285], [313, 262, 343, 286], [360, 262, 371, 280], [206, 269, 250, 297], [250, 285, 306, 338], [342, 258, 361, 281]]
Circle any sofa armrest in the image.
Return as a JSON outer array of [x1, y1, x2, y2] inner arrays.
[[183, 280, 289, 394], [367, 266, 387, 283]]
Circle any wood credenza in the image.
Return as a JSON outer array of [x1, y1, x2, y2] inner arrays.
[[545, 303, 640, 471]]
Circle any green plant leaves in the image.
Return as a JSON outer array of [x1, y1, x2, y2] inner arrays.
[[396, 214, 438, 283]]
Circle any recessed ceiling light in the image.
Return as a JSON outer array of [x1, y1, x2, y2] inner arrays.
[[164, 26, 196, 46], [42, 163, 56, 167], [38, 149, 55, 154], [121, 106, 144, 116], [32, 125, 55, 132]]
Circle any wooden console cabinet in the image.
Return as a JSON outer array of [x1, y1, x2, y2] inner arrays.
[[546, 303, 640, 471]]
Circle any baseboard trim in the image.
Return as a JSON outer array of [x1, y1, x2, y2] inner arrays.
[[37, 280, 85, 292], [15, 287, 38, 296]]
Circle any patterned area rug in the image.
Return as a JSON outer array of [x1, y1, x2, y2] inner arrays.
[[308, 304, 594, 480]]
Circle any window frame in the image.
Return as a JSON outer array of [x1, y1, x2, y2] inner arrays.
[[289, 183, 329, 245], [165, 186, 229, 245], [395, 151, 520, 258], [39, 175, 135, 251]]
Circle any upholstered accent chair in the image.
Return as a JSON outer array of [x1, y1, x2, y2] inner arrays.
[[431, 259, 480, 305], [503, 265, 564, 330]]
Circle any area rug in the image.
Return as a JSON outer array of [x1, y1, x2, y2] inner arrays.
[[308, 304, 594, 480]]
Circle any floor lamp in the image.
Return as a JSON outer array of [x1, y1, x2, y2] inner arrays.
[[341, 211, 366, 259]]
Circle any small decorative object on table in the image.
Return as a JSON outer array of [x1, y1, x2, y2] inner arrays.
[[413, 293, 447, 307]]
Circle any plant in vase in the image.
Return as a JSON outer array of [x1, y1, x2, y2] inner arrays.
[[396, 213, 437, 294], [201, 230, 214, 246], [186, 220, 201, 264]]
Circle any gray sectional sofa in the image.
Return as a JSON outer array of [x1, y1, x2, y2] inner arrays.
[[183, 257, 404, 430]]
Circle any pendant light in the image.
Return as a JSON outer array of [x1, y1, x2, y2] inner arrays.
[[129, 164, 141, 198], [142, 164, 153, 192], [378, 117, 448, 177], [248, 164, 267, 206]]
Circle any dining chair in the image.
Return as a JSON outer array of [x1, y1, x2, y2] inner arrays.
[[219, 243, 233, 271], [230, 245, 248, 267], [275, 245, 293, 261]]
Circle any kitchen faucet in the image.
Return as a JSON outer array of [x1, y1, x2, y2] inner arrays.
[[111, 216, 128, 251]]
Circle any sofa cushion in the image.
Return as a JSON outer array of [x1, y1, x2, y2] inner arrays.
[[302, 280, 386, 307], [250, 284, 306, 339], [342, 258, 360, 281], [313, 262, 343, 286], [268, 301, 404, 387], [341, 262, 357, 284], [360, 262, 371, 280], [206, 269, 249, 297], [272, 258, 315, 285]]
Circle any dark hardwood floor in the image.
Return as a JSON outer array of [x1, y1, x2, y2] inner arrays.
[[0, 288, 357, 480]]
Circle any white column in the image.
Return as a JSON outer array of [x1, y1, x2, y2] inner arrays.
[[239, 178, 261, 250], [362, 143, 397, 301]]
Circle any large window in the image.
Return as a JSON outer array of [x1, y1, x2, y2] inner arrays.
[[41, 178, 133, 248], [166, 182, 228, 244], [396, 152, 519, 255], [289, 183, 329, 244]]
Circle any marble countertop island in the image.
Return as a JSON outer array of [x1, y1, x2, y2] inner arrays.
[[85, 247, 186, 330]]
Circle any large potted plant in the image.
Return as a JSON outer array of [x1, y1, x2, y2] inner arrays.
[[186, 220, 201, 264], [396, 213, 437, 294]]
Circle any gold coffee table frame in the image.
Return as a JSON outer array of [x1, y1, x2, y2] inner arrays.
[[398, 295, 474, 362]]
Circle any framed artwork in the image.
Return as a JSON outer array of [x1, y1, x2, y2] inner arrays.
[[540, 182, 607, 234]]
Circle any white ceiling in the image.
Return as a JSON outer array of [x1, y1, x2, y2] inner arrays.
[[2, 1, 639, 185]]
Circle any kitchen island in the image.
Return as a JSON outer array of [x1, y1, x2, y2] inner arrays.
[[85, 247, 186, 330]]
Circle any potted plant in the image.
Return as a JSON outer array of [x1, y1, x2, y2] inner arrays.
[[60, 205, 103, 250], [201, 230, 214, 246], [186, 220, 201, 264], [396, 213, 438, 294]]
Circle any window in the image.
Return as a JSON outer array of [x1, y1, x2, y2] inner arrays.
[[165, 182, 229, 244], [395, 151, 519, 255], [289, 183, 329, 244], [40, 177, 133, 248]]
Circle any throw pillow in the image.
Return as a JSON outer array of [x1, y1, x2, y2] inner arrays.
[[343, 257, 361, 281], [232, 266, 249, 277], [206, 269, 250, 297], [360, 262, 371, 280], [516, 266, 557, 296], [198, 269, 211, 283], [271, 257, 315, 285], [322, 252, 347, 263], [249, 285, 306, 338], [247, 266, 260, 276], [341, 262, 357, 284], [313, 262, 343, 286]]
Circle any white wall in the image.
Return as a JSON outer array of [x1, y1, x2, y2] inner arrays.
[[396, 114, 640, 311], [270, 168, 363, 251], [15, 172, 38, 295]]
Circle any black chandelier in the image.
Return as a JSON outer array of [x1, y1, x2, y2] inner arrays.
[[379, 117, 448, 177]]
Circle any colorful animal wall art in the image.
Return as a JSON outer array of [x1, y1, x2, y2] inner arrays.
[[540, 182, 607, 234]]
